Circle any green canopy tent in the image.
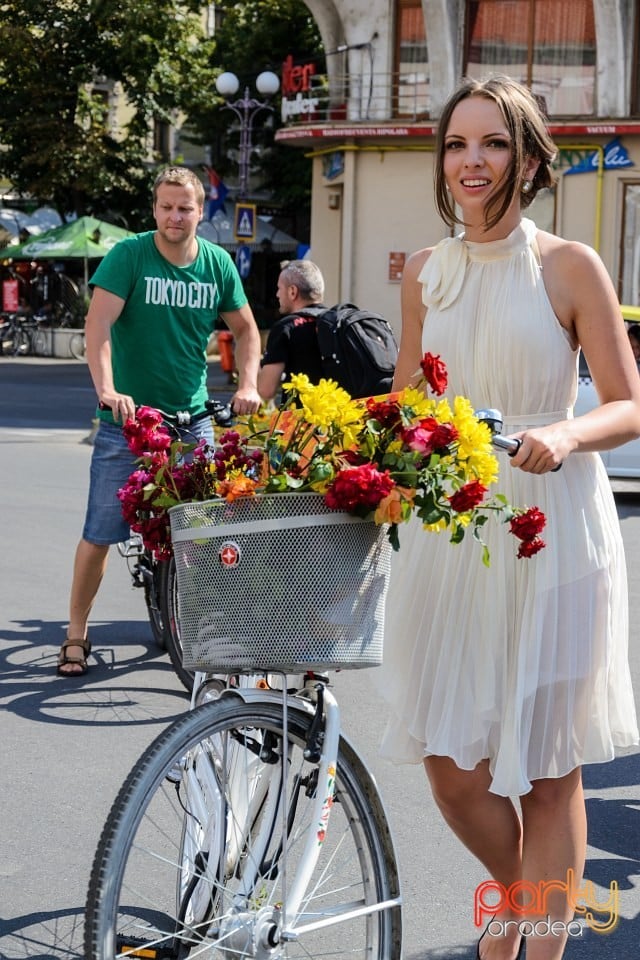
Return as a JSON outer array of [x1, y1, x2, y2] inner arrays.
[[7, 215, 134, 287]]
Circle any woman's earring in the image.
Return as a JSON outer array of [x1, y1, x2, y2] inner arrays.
[[521, 179, 533, 195]]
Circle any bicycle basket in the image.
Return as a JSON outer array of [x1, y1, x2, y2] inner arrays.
[[168, 492, 392, 673]]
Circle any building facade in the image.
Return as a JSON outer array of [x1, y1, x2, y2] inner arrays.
[[276, 0, 640, 334]]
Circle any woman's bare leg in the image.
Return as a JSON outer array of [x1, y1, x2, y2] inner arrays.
[[425, 756, 523, 959], [519, 768, 586, 960]]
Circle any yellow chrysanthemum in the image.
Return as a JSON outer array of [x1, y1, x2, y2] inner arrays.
[[397, 386, 437, 419], [283, 372, 313, 394], [433, 397, 454, 423], [449, 396, 499, 482], [287, 378, 364, 448]]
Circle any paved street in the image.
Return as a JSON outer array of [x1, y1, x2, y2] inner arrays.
[[0, 356, 638, 959]]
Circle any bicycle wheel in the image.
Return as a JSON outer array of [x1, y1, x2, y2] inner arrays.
[[143, 553, 167, 651], [85, 696, 402, 960], [31, 328, 49, 356], [159, 555, 195, 692], [8, 324, 29, 356], [69, 331, 86, 359]]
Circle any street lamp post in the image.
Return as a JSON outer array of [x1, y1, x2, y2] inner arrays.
[[215, 71, 280, 200]]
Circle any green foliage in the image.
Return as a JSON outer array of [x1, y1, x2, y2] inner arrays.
[[0, 0, 323, 230], [188, 0, 324, 217], [0, 0, 217, 227]]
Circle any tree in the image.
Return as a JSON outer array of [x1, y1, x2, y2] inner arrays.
[[0, 0, 218, 228], [186, 0, 324, 231]]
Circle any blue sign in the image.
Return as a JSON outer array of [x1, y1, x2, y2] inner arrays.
[[234, 203, 257, 241], [564, 137, 634, 175], [236, 244, 252, 279]]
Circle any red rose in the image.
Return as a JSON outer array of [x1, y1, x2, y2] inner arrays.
[[431, 421, 458, 448], [420, 353, 448, 396], [325, 464, 394, 512], [366, 397, 402, 429], [509, 507, 546, 541], [517, 537, 546, 559], [449, 480, 487, 513]]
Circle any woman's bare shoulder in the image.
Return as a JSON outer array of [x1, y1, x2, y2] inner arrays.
[[535, 229, 603, 271], [403, 246, 435, 281]]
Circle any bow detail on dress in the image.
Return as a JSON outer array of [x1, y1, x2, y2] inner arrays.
[[418, 236, 468, 310]]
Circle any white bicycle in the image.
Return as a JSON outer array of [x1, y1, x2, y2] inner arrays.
[[83, 413, 520, 960], [84, 490, 403, 960]]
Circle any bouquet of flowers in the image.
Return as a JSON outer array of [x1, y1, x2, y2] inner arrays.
[[118, 353, 546, 563]]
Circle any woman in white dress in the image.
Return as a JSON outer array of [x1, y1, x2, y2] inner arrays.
[[381, 76, 640, 960]]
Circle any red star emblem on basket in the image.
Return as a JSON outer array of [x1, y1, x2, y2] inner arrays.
[[218, 541, 241, 568]]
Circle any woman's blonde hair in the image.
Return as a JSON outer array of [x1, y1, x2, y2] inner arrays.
[[434, 75, 557, 232]]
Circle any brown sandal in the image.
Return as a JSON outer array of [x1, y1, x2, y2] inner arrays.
[[57, 637, 91, 676]]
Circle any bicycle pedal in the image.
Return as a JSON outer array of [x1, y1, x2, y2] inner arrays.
[[116, 935, 179, 958]]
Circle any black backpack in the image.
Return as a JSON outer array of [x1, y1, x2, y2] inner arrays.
[[297, 303, 398, 398]]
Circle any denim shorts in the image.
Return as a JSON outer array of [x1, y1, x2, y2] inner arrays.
[[82, 417, 215, 546]]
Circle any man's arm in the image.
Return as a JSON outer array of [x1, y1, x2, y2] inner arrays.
[[220, 304, 262, 414], [257, 361, 286, 402], [85, 286, 136, 423]]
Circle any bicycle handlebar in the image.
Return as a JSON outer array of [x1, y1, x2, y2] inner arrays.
[[98, 398, 234, 429], [475, 407, 562, 471]]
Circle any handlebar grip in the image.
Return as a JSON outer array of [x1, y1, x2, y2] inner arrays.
[[492, 434, 521, 456], [492, 433, 562, 471]]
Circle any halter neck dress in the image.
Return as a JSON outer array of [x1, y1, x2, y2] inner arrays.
[[379, 218, 639, 797]]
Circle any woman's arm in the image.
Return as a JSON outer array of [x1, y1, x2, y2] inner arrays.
[[392, 248, 431, 391], [510, 234, 640, 472]]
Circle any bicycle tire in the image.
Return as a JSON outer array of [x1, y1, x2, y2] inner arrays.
[[85, 696, 402, 960], [8, 325, 29, 356], [69, 331, 86, 360], [31, 328, 48, 356], [143, 555, 166, 651], [159, 555, 195, 692]]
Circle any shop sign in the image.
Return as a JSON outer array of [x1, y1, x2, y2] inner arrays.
[[2, 279, 19, 311], [563, 137, 634, 175], [281, 54, 320, 122]]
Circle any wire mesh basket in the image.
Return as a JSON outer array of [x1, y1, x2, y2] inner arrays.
[[169, 492, 392, 673]]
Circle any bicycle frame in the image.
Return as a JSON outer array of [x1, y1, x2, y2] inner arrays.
[[185, 676, 401, 944]]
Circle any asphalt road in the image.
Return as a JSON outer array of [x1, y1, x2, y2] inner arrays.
[[0, 356, 638, 959]]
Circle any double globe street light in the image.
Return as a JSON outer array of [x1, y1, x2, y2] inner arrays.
[[215, 70, 280, 200]]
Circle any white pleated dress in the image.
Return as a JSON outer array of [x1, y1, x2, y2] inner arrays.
[[379, 218, 639, 797]]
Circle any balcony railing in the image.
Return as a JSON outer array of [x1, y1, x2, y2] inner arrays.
[[279, 71, 431, 126]]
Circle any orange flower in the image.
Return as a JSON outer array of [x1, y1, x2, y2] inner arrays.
[[218, 475, 259, 502], [374, 486, 414, 525]]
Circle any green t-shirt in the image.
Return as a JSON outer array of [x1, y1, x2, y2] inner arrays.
[[92, 231, 247, 421]]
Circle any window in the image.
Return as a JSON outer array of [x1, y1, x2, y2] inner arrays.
[[465, 0, 596, 116], [619, 182, 640, 305], [394, 0, 429, 118]]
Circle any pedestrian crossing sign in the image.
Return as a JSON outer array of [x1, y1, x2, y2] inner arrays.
[[234, 203, 257, 242]]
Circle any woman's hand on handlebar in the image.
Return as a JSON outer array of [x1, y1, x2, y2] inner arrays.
[[98, 391, 136, 423], [508, 425, 568, 474], [230, 385, 262, 416]]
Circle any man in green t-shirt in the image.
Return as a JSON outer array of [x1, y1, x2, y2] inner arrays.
[[58, 165, 262, 677]]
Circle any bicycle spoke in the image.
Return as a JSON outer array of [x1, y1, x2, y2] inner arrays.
[[85, 698, 401, 959]]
